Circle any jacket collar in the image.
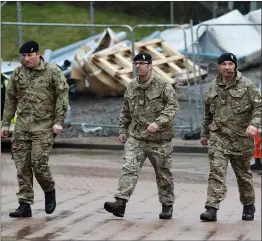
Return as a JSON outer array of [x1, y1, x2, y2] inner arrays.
[[216, 71, 242, 88], [134, 71, 154, 89]]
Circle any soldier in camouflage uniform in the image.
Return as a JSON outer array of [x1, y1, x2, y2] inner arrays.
[[1, 41, 69, 218], [104, 52, 179, 219], [200, 53, 262, 222]]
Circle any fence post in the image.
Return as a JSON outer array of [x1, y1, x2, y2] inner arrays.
[[90, 1, 94, 37], [16, 2, 23, 50]]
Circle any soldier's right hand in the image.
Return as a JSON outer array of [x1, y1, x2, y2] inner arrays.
[[1, 127, 9, 138], [119, 134, 127, 143], [200, 136, 208, 146]]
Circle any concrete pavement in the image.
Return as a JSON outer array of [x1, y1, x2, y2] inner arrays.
[[1, 149, 261, 240]]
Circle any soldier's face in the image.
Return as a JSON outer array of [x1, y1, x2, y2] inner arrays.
[[133, 61, 152, 77], [21, 52, 41, 68], [219, 61, 235, 77]]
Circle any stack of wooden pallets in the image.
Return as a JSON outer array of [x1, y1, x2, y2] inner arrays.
[[71, 38, 207, 96]]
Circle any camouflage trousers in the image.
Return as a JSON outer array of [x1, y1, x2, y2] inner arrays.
[[11, 130, 55, 205], [205, 144, 255, 209], [114, 136, 174, 206]]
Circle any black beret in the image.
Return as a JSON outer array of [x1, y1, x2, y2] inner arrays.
[[133, 52, 152, 63], [218, 52, 237, 66], [19, 41, 39, 54]]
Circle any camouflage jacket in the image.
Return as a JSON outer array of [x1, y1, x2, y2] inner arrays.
[[201, 71, 262, 154], [2, 59, 69, 133], [119, 71, 179, 142]]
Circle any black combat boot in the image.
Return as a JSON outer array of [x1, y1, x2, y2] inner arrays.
[[9, 203, 32, 218], [159, 205, 173, 219], [200, 207, 217, 221], [242, 204, 255, 221], [104, 198, 126, 217], [45, 189, 56, 214]]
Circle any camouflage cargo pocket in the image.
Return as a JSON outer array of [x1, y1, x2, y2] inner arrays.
[[127, 94, 136, 113], [207, 91, 218, 114], [158, 143, 172, 169], [208, 135, 217, 156], [11, 139, 31, 161], [229, 87, 251, 114], [31, 139, 53, 168], [146, 91, 164, 113]]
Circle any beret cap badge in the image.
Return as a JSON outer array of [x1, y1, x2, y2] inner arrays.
[[133, 52, 152, 63], [217, 52, 237, 70], [19, 40, 39, 54]]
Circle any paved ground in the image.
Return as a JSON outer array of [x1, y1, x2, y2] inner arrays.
[[1, 149, 261, 241]]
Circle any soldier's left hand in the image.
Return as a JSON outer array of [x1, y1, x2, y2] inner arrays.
[[53, 124, 63, 134], [246, 125, 257, 137], [147, 122, 159, 133]]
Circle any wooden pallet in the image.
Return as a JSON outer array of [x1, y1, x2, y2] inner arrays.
[[71, 43, 127, 95], [91, 39, 207, 87], [92, 47, 134, 87], [135, 39, 207, 84]]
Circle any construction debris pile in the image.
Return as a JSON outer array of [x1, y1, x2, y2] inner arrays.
[[70, 28, 207, 96]]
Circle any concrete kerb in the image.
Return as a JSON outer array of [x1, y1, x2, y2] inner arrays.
[[54, 142, 208, 154], [1, 138, 208, 154]]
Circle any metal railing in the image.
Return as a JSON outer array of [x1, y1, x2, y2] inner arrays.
[[1, 21, 196, 132]]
